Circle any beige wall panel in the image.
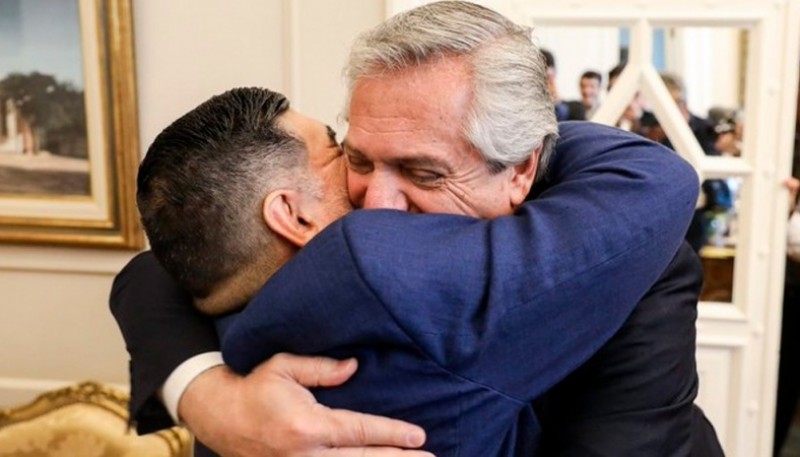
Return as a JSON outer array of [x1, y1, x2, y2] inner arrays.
[[134, 0, 285, 152], [289, 0, 385, 128], [0, 270, 124, 380], [0, 0, 386, 409]]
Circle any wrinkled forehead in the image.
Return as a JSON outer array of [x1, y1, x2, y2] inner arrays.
[[345, 55, 474, 117], [347, 59, 473, 125]]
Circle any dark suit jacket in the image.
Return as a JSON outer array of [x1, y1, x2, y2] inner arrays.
[[555, 101, 586, 121], [110, 122, 706, 454], [218, 122, 699, 455], [533, 243, 724, 456]]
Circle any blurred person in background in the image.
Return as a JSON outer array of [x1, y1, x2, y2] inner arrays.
[[542, 48, 585, 121], [577, 70, 603, 119], [607, 62, 656, 134]]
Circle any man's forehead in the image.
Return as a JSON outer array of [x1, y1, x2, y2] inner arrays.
[[348, 58, 473, 110], [276, 108, 308, 131], [342, 58, 478, 168], [277, 109, 331, 141]]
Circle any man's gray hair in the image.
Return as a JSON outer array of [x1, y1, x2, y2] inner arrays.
[[344, 0, 558, 178]]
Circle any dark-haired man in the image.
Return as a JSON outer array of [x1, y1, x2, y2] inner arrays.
[[137, 89, 351, 317], [578, 70, 603, 118], [542, 49, 585, 121], [113, 2, 721, 456]]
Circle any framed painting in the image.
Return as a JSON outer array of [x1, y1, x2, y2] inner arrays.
[[0, 0, 142, 249]]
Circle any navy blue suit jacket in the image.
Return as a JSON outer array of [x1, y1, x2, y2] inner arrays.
[[218, 122, 700, 456]]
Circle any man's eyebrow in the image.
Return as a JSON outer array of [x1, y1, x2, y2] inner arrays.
[[399, 156, 452, 173], [341, 140, 452, 173], [342, 139, 358, 153], [326, 126, 338, 146]]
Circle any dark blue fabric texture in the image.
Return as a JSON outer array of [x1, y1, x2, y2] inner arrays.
[[219, 121, 700, 456]]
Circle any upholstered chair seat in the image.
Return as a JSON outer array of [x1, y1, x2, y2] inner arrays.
[[0, 381, 191, 457]]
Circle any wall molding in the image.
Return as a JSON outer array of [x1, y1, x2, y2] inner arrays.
[[281, 0, 299, 102], [0, 245, 139, 275]]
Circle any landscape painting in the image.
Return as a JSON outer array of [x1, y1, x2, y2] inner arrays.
[[0, 0, 143, 249], [0, 0, 90, 197]]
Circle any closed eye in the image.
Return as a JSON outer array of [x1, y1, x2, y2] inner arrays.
[[345, 150, 373, 174], [402, 167, 443, 186]]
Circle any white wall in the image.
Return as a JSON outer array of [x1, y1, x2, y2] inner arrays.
[[676, 27, 743, 116], [0, 0, 384, 408]]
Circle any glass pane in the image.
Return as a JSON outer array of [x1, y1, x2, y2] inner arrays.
[[695, 177, 743, 303], [535, 24, 751, 304], [533, 25, 621, 117]]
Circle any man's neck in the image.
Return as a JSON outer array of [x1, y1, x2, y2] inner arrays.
[[193, 248, 290, 315]]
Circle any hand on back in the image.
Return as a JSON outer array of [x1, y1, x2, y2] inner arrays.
[[179, 354, 434, 457]]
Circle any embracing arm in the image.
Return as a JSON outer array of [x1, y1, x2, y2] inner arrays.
[[110, 252, 430, 456], [224, 122, 700, 401], [109, 251, 217, 433]]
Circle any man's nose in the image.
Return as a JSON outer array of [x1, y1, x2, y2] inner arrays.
[[362, 171, 408, 211]]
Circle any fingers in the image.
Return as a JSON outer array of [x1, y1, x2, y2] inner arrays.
[[246, 353, 430, 455], [259, 353, 359, 388], [321, 407, 427, 449]]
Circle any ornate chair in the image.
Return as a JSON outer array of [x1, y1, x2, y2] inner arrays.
[[0, 381, 191, 457]]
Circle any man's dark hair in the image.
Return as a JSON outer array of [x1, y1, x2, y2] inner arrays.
[[581, 70, 602, 84], [540, 49, 555, 70], [608, 62, 627, 89], [137, 87, 308, 313]]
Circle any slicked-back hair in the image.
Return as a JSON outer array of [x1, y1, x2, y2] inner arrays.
[[137, 88, 310, 309], [344, 0, 558, 179]]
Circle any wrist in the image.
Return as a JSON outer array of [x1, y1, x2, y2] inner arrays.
[[161, 352, 225, 424], [176, 365, 241, 431]]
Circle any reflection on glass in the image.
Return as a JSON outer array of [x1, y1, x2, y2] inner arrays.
[[534, 25, 751, 303], [695, 178, 742, 303], [534, 25, 749, 122], [618, 27, 667, 70]]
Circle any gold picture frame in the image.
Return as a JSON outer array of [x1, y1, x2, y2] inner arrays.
[[0, 0, 143, 249]]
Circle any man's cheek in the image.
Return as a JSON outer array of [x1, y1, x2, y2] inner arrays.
[[346, 172, 366, 208]]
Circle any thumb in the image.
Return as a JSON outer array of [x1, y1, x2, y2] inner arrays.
[[262, 353, 358, 388]]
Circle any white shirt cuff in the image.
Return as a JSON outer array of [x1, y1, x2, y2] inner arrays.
[[160, 351, 225, 424]]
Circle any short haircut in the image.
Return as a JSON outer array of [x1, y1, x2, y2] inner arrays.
[[581, 70, 602, 84], [137, 87, 312, 313], [344, 0, 558, 180]]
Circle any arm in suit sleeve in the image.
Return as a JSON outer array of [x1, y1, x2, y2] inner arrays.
[[109, 251, 219, 433], [223, 121, 700, 401]]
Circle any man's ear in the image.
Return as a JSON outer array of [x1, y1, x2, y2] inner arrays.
[[509, 146, 541, 208], [262, 189, 317, 248]]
